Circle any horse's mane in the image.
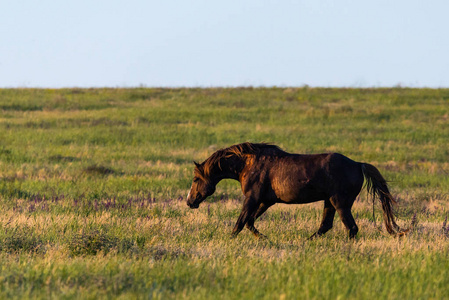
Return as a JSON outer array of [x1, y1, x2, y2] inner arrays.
[[195, 142, 285, 179]]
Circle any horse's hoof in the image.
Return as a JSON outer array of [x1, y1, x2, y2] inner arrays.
[[256, 233, 268, 240], [308, 232, 318, 240]]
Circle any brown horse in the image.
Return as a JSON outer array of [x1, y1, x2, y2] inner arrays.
[[186, 142, 402, 239]]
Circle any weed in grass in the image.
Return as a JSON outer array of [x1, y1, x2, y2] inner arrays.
[[0, 226, 43, 253], [442, 216, 449, 237], [67, 228, 118, 256]]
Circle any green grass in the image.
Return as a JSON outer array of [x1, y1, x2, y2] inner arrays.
[[0, 87, 448, 299]]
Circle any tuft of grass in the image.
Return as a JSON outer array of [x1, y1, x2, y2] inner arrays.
[[48, 154, 80, 162], [84, 164, 116, 176], [0, 226, 43, 253], [67, 229, 118, 256]]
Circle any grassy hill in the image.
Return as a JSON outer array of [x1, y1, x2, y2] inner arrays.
[[0, 88, 448, 299]]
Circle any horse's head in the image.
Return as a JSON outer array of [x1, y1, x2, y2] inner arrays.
[[186, 161, 216, 209]]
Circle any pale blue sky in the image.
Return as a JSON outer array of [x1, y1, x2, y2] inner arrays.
[[1, 0, 448, 88]]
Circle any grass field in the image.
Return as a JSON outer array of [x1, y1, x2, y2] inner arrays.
[[0, 87, 448, 299]]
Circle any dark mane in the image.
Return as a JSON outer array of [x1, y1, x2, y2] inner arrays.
[[195, 142, 284, 179]]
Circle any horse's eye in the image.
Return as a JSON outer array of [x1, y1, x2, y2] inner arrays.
[[193, 177, 199, 183]]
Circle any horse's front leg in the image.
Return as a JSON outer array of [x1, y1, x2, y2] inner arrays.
[[231, 197, 258, 238], [246, 202, 272, 238]]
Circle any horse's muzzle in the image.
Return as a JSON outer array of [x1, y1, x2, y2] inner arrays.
[[188, 202, 200, 209], [187, 192, 203, 209], [187, 197, 200, 209]]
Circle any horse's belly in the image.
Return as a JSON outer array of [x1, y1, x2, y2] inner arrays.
[[272, 180, 327, 204], [277, 189, 326, 204]]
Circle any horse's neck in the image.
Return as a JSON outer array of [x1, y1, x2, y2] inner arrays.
[[210, 156, 246, 183]]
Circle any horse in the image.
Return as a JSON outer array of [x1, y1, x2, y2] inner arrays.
[[186, 142, 402, 239]]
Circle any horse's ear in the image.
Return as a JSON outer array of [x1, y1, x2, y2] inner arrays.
[[193, 161, 200, 168]]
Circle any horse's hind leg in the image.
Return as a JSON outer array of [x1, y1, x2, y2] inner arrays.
[[309, 199, 336, 240], [336, 207, 359, 239]]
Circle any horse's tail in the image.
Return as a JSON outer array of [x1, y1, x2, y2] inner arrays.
[[361, 163, 401, 235]]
